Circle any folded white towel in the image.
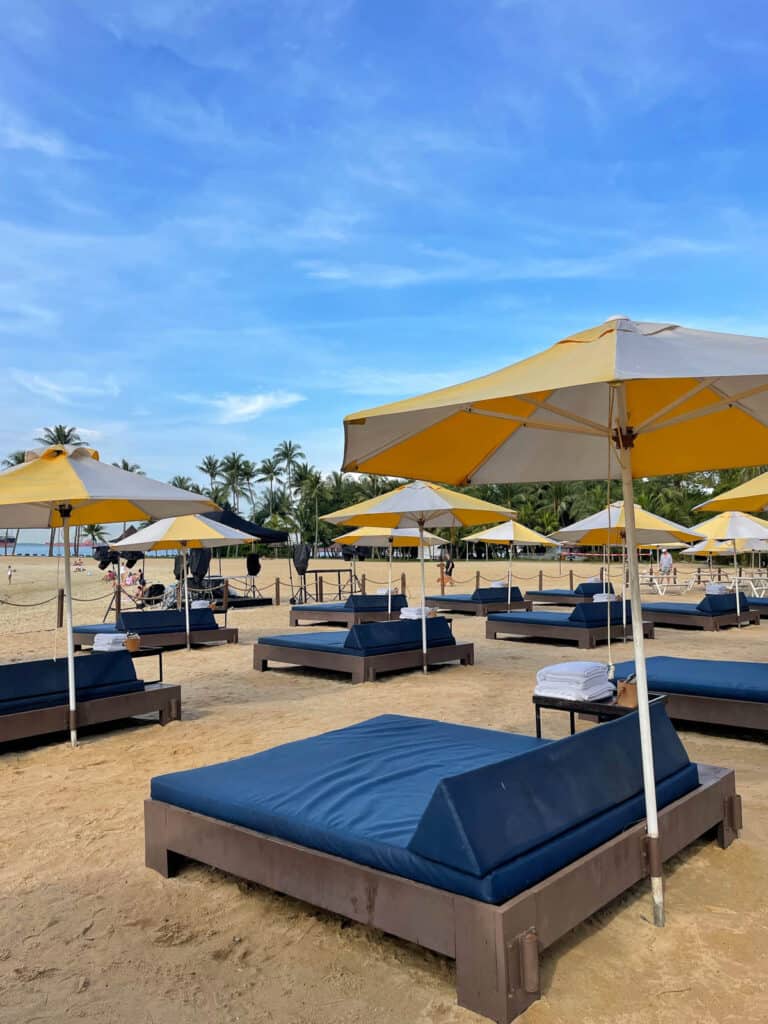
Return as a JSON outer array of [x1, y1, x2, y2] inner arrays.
[[534, 681, 615, 702], [536, 661, 607, 684], [400, 607, 427, 619], [93, 632, 129, 652]]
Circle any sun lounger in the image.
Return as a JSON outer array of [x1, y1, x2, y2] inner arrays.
[[0, 650, 181, 745], [72, 608, 238, 651], [254, 617, 473, 683], [746, 596, 768, 618], [289, 593, 407, 627], [425, 586, 532, 616], [145, 706, 740, 1023], [613, 655, 768, 732], [486, 601, 653, 649], [524, 580, 614, 606], [640, 594, 760, 630]]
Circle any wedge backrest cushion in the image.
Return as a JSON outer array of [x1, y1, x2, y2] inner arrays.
[[343, 617, 454, 654], [344, 594, 407, 611], [575, 581, 614, 596], [696, 594, 744, 614], [568, 601, 626, 625], [119, 608, 217, 634], [408, 702, 689, 877], [472, 587, 523, 603], [0, 650, 138, 704]]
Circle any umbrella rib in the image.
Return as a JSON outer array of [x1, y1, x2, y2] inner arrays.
[[634, 379, 716, 432], [467, 407, 605, 437], [637, 381, 768, 436]]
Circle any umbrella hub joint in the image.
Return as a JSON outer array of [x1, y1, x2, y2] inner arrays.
[[57, 503, 74, 520], [612, 427, 636, 451]]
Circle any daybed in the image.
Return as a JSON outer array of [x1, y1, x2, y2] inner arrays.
[[254, 617, 473, 683], [73, 608, 238, 651], [425, 586, 532, 616], [145, 705, 740, 1023], [486, 601, 653, 649], [640, 594, 760, 631], [524, 581, 614, 606], [0, 650, 181, 744], [289, 593, 407, 627]]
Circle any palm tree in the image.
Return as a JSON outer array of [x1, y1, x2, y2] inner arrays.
[[169, 474, 201, 493], [1, 451, 26, 554], [257, 457, 281, 516], [197, 455, 221, 492], [34, 426, 82, 553], [273, 440, 305, 500], [219, 452, 250, 512], [83, 524, 108, 545], [112, 458, 144, 474]]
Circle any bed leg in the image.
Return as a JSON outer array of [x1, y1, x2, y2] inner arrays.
[[144, 801, 182, 878], [159, 698, 181, 725], [455, 901, 540, 1023], [253, 648, 268, 671], [717, 792, 743, 849]]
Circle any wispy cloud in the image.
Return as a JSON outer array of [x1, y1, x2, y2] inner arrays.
[[0, 103, 96, 159], [179, 390, 305, 424], [11, 370, 120, 404]]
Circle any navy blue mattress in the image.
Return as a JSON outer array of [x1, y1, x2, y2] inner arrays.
[[0, 651, 143, 715], [489, 611, 573, 627], [74, 608, 219, 636], [291, 602, 347, 613], [151, 707, 698, 904], [614, 656, 768, 703], [428, 587, 524, 604], [261, 617, 456, 658], [643, 603, 709, 616], [525, 589, 577, 597]]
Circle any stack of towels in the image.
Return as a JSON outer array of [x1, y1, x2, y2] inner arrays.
[[534, 661, 615, 702], [93, 632, 129, 653], [400, 606, 428, 619]]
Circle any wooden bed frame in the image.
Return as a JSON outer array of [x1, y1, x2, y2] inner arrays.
[[425, 597, 532, 616], [613, 684, 768, 733], [486, 618, 654, 650], [0, 683, 181, 744], [73, 627, 238, 652], [640, 608, 760, 631], [145, 764, 740, 1023], [289, 607, 400, 627], [524, 591, 593, 606], [253, 640, 475, 683]]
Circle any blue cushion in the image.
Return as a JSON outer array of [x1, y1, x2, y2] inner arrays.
[[696, 594, 746, 614], [642, 602, 701, 616], [575, 581, 614, 596], [614, 656, 768, 703], [471, 587, 523, 603], [260, 631, 353, 655], [750, 597, 768, 609], [292, 602, 347, 613], [568, 601, 627, 626], [343, 618, 455, 655], [344, 594, 407, 611], [72, 623, 119, 635], [0, 651, 143, 715], [488, 611, 573, 626], [526, 589, 578, 597], [118, 608, 218, 634], [151, 710, 697, 904]]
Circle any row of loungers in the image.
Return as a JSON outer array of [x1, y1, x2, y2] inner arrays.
[[73, 608, 239, 651], [0, 650, 181, 744], [256, 617, 473, 683], [145, 704, 742, 1023]]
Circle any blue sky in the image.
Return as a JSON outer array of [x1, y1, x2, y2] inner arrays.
[[2, 0, 767, 487]]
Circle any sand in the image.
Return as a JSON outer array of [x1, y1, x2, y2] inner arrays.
[[1, 554, 767, 1024]]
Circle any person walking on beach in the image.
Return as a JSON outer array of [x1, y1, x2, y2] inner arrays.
[[659, 549, 673, 577], [7, 564, 12, 584]]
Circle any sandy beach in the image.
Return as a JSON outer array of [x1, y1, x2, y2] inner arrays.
[[2, 555, 767, 1024]]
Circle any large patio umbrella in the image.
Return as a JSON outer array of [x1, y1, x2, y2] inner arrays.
[[321, 481, 514, 666], [695, 470, 768, 513], [463, 520, 555, 608], [111, 515, 253, 648], [0, 446, 216, 745], [339, 315, 768, 926], [688, 511, 768, 614], [549, 501, 702, 547], [333, 525, 446, 613]]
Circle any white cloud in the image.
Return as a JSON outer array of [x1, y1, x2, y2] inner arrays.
[[11, 370, 120, 404], [179, 390, 305, 424], [0, 103, 95, 159]]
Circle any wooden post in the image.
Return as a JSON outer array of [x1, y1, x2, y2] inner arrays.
[[475, 571, 480, 590], [318, 576, 324, 602], [57, 588, 64, 628], [361, 574, 366, 594], [569, 569, 574, 589], [274, 577, 280, 605], [539, 570, 543, 590], [401, 572, 406, 597]]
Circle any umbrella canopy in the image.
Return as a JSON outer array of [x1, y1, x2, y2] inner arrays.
[[0, 445, 216, 747], [204, 507, 289, 543], [463, 520, 555, 546], [695, 470, 768, 513], [692, 510, 768, 542], [322, 481, 513, 665], [321, 480, 516, 529], [111, 515, 253, 649], [681, 538, 737, 556], [549, 502, 702, 546], [337, 315, 768, 928], [334, 526, 446, 547]]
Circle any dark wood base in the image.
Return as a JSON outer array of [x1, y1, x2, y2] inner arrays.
[[649, 690, 768, 732], [0, 683, 182, 744], [641, 609, 760, 630], [288, 608, 401, 627], [524, 592, 592, 606], [486, 620, 654, 649], [144, 764, 740, 1023], [253, 641, 475, 683], [425, 598, 533, 616], [74, 628, 238, 651]]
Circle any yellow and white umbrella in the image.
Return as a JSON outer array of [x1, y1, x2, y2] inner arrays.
[[0, 446, 216, 745], [549, 501, 702, 547], [111, 515, 253, 648], [339, 315, 768, 926], [333, 525, 446, 613], [322, 481, 514, 667], [690, 511, 768, 612], [695, 470, 768, 513], [464, 520, 555, 608]]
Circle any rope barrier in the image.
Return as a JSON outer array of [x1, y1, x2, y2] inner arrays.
[[0, 595, 60, 608]]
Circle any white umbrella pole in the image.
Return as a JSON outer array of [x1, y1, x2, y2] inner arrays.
[[419, 521, 427, 673], [733, 541, 741, 621], [60, 508, 78, 748], [388, 540, 393, 616], [183, 544, 191, 650], [620, 455, 664, 926], [507, 543, 512, 610]]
